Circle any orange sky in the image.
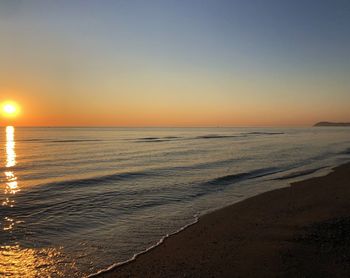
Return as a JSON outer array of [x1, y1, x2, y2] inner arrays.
[[0, 86, 349, 127]]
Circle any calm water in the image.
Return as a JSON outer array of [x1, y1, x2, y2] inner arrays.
[[0, 127, 350, 277]]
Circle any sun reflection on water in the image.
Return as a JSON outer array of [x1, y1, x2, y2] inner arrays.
[[0, 245, 66, 277], [2, 126, 19, 208], [1, 126, 70, 276], [6, 126, 16, 168]]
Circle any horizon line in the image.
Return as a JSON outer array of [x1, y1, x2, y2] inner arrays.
[[0, 125, 314, 128]]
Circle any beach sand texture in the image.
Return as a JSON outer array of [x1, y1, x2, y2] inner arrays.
[[98, 162, 350, 278]]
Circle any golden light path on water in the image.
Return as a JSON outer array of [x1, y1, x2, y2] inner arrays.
[[5, 126, 19, 200], [2, 126, 19, 219], [0, 245, 65, 277], [0, 126, 69, 277]]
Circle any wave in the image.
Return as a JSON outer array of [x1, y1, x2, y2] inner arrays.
[[50, 139, 102, 143], [194, 132, 284, 140], [16, 166, 285, 222], [136, 135, 239, 142], [205, 167, 284, 187], [138, 137, 159, 140], [163, 136, 181, 139], [195, 134, 239, 139], [137, 136, 181, 140], [0, 164, 30, 173], [273, 166, 328, 180], [19, 139, 102, 143], [26, 171, 151, 193], [243, 132, 285, 136], [131, 132, 284, 143], [339, 148, 350, 155], [18, 139, 49, 142], [137, 139, 173, 143], [134, 136, 182, 143]]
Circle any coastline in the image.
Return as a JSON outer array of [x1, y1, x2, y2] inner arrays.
[[95, 162, 350, 277]]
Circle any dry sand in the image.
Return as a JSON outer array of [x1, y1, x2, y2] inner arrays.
[[97, 162, 350, 278]]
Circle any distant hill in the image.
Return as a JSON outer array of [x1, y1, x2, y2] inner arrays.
[[314, 122, 350, 127]]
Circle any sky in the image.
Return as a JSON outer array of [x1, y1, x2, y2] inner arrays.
[[0, 0, 349, 127]]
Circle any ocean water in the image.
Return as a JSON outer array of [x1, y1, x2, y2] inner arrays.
[[0, 127, 350, 277]]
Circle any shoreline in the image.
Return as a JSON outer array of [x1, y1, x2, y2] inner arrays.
[[88, 214, 200, 278], [95, 162, 350, 277]]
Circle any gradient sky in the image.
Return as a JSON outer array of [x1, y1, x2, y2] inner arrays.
[[0, 0, 349, 126]]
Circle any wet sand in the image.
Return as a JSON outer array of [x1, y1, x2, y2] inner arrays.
[[97, 162, 350, 278]]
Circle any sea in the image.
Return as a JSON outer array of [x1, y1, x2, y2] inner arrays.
[[0, 127, 349, 277]]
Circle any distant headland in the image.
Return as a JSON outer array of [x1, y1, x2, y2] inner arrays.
[[314, 122, 350, 127]]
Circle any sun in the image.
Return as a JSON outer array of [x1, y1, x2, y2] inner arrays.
[[1, 101, 20, 118], [4, 104, 16, 114]]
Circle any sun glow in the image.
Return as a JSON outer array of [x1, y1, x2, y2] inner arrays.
[[1, 102, 20, 118]]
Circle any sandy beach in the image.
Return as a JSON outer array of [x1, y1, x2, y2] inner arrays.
[[97, 162, 350, 278]]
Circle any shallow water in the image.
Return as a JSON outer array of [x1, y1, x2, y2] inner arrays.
[[0, 127, 349, 277]]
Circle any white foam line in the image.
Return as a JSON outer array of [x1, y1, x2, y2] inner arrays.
[[87, 213, 200, 278]]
